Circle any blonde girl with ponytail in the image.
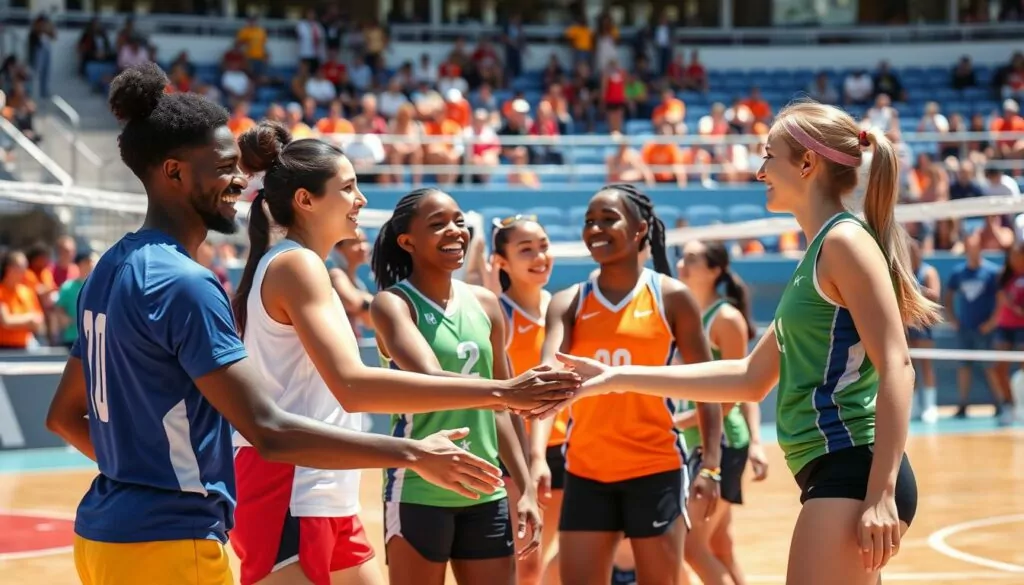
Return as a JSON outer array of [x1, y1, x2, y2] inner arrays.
[[557, 100, 942, 585]]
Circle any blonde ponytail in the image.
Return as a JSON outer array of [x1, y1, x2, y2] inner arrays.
[[861, 129, 943, 328]]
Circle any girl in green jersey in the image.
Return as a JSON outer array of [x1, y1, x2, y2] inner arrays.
[[675, 240, 768, 585], [558, 101, 942, 585], [370, 188, 543, 585]]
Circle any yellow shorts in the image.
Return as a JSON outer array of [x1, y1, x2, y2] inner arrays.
[[74, 535, 233, 585]]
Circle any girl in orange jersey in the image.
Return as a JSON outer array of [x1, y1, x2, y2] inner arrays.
[[492, 215, 568, 585], [540, 184, 724, 585]]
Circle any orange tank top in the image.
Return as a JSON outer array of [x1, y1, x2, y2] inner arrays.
[[565, 270, 684, 482], [499, 292, 568, 446]]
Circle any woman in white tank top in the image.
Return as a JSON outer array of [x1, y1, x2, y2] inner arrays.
[[228, 122, 580, 585]]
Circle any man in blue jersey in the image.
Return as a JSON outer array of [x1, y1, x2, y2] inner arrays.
[[45, 63, 577, 585]]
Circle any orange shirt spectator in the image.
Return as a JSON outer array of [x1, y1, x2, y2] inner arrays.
[[652, 96, 685, 125], [424, 117, 463, 154], [0, 252, 43, 349], [641, 142, 683, 183], [228, 113, 256, 137], [316, 117, 355, 135], [741, 97, 772, 123], [990, 106, 1024, 149], [446, 98, 472, 128], [23, 265, 55, 296]]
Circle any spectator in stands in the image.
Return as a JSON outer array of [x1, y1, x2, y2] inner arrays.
[[362, 19, 389, 75], [53, 251, 96, 349], [463, 108, 501, 183], [950, 160, 985, 200], [806, 72, 838, 104], [945, 232, 1001, 418], [51, 236, 78, 288], [642, 122, 687, 187], [864, 93, 898, 132], [544, 83, 575, 134], [422, 98, 463, 184], [472, 82, 499, 116], [564, 13, 593, 66], [437, 61, 469, 96], [978, 214, 1015, 252], [228, 101, 256, 137], [601, 59, 627, 133], [347, 54, 373, 93], [414, 53, 437, 86], [983, 244, 1024, 426], [501, 13, 526, 79], [296, 9, 326, 73], [683, 50, 708, 93], [917, 101, 949, 137], [76, 17, 112, 77], [606, 131, 654, 185], [625, 72, 650, 120], [316, 100, 354, 136], [377, 77, 408, 119], [352, 94, 388, 134], [507, 146, 540, 188], [319, 49, 345, 89], [339, 115, 386, 179], [569, 61, 599, 132], [196, 240, 232, 294], [221, 52, 254, 107], [117, 35, 151, 74], [990, 99, 1024, 160], [264, 102, 285, 124], [285, 102, 314, 139], [168, 63, 192, 93], [652, 87, 686, 131], [983, 165, 1023, 197], [594, 13, 619, 74], [305, 66, 338, 106], [445, 88, 471, 128], [529, 100, 564, 164], [114, 16, 137, 52], [2, 82, 38, 142], [543, 53, 566, 88], [236, 16, 268, 81], [0, 250, 43, 350], [384, 103, 424, 184], [997, 53, 1023, 100], [651, 12, 674, 74], [843, 68, 873, 105], [289, 62, 310, 102], [951, 55, 976, 90], [321, 6, 344, 55], [392, 61, 415, 92], [873, 60, 905, 102], [27, 14, 56, 99], [741, 86, 772, 123], [969, 112, 995, 158], [665, 53, 687, 90]]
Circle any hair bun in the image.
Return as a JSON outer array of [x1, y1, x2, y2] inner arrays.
[[238, 121, 293, 175], [108, 62, 169, 123]]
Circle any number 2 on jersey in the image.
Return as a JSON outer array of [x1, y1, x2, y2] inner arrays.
[[594, 348, 631, 366], [82, 310, 110, 422], [457, 341, 481, 376]]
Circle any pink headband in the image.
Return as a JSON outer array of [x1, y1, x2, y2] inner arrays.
[[781, 118, 862, 168]]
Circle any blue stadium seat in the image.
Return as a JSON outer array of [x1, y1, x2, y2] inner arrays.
[[479, 206, 518, 228], [657, 205, 682, 227], [568, 206, 589, 227], [684, 205, 724, 226], [726, 204, 766, 223], [525, 206, 566, 226], [543, 224, 577, 242]]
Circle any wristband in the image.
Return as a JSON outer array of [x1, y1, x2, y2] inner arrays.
[[699, 467, 722, 482]]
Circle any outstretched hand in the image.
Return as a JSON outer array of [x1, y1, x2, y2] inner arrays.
[[413, 428, 504, 500], [554, 352, 619, 398], [502, 365, 580, 417]]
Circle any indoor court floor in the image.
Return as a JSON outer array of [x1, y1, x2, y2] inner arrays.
[[2, 415, 1022, 584]]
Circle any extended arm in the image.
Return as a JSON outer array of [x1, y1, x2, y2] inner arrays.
[[532, 286, 580, 448]]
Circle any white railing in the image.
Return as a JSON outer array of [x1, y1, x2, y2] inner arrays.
[[0, 117, 73, 187]]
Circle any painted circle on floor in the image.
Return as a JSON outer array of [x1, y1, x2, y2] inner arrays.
[[0, 512, 76, 558]]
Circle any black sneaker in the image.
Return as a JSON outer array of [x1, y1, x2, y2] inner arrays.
[[954, 405, 968, 419]]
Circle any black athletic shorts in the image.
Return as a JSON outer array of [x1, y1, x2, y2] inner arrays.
[[560, 469, 686, 538], [794, 444, 918, 526], [383, 498, 513, 563], [499, 445, 567, 491], [688, 445, 748, 506]]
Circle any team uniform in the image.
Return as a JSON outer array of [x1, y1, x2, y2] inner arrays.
[[71, 229, 246, 585], [560, 269, 689, 538], [682, 299, 750, 505], [231, 239, 372, 585], [498, 292, 569, 489], [907, 262, 933, 342], [773, 212, 918, 525], [380, 280, 512, 563]]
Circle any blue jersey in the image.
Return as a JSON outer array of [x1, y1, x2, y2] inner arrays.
[[70, 229, 247, 544]]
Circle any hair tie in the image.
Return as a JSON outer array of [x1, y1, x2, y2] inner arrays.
[[858, 130, 871, 148]]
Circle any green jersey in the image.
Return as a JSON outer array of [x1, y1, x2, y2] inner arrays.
[[380, 279, 506, 507], [773, 211, 878, 476], [682, 299, 750, 451]]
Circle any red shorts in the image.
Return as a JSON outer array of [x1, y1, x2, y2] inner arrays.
[[232, 447, 375, 585]]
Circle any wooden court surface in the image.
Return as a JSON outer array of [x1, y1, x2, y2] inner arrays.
[[2, 428, 1023, 584]]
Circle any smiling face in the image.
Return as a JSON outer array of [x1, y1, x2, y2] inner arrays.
[[181, 125, 247, 234], [582, 189, 647, 267], [677, 240, 719, 291], [494, 221, 553, 288], [756, 130, 807, 214], [398, 191, 470, 275], [296, 155, 365, 242]]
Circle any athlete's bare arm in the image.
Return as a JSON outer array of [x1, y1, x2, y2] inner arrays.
[[663, 276, 723, 473], [263, 249, 575, 414], [818, 222, 914, 561], [556, 323, 781, 404], [195, 358, 503, 500], [46, 357, 96, 461], [533, 285, 581, 447]]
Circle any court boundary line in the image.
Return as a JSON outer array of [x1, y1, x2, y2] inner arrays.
[[0, 508, 77, 562], [927, 514, 1024, 573]]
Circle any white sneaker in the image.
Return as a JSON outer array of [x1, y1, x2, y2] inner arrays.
[[998, 407, 1016, 427], [921, 406, 939, 424]]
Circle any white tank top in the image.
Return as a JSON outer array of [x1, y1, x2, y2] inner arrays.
[[232, 238, 363, 517]]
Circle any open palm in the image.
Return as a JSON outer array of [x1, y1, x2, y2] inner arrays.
[[555, 353, 619, 398]]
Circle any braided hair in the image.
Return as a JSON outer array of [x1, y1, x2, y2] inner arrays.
[[371, 188, 443, 290], [599, 183, 671, 276]]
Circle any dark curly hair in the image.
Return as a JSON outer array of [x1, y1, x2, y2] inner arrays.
[[109, 62, 230, 179]]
